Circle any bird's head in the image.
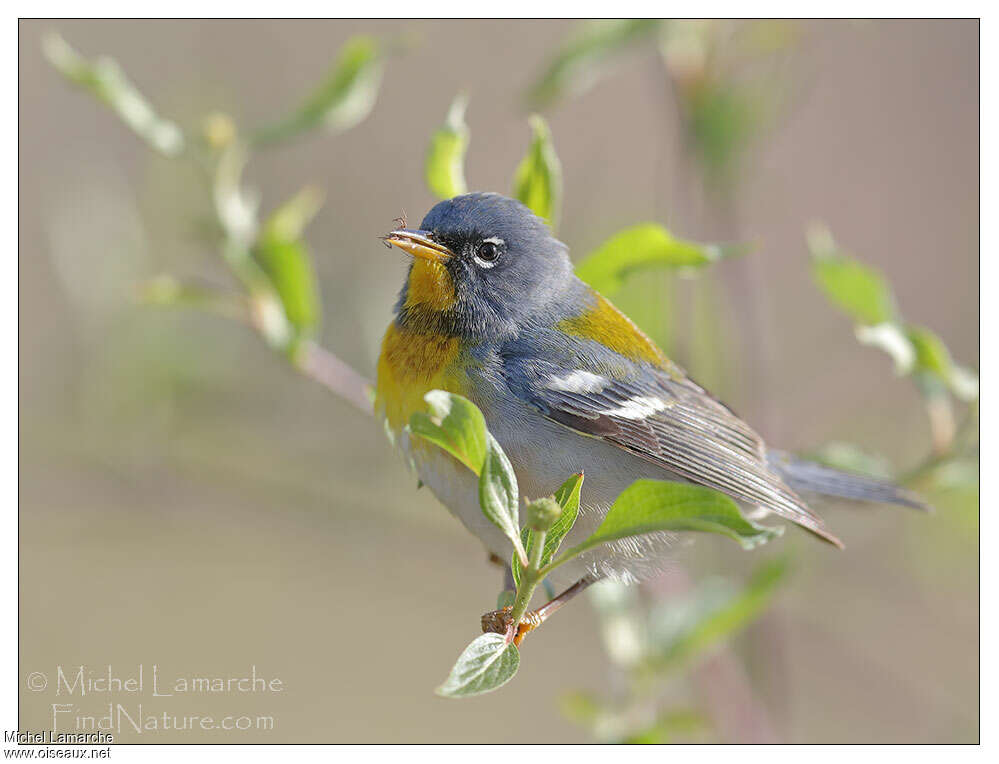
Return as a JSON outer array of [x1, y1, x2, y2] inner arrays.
[[383, 193, 573, 340]]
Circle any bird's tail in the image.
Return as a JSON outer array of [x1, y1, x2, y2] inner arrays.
[[767, 449, 930, 511]]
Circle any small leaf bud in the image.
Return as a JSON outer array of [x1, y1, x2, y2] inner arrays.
[[527, 496, 562, 532]]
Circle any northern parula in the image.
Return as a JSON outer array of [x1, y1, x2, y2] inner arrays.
[[376, 193, 923, 595]]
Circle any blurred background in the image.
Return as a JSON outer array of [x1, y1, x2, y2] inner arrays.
[[19, 19, 977, 743]]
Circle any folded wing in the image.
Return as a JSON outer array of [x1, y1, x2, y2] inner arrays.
[[501, 331, 843, 547]]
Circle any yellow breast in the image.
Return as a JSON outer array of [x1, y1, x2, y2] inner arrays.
[[375, 322, 466, 430]]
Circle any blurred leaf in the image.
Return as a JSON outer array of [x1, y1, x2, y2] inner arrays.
[[907, 325, 953, 379], [43, 33, 184, 156], [562, 686, 707, 743], [622, 710, 708, 744], [928, 458, 979, 493], [907, 325, 979, 401], [809, 226, 978, 404], [210, 147, 295, 350], [808, 225, 896, 326], [575, 223, 744, 293], [436, 633, 519, 698], [425, 94, 469, 199], [559, 690, 604, 725], [686, 80, 758, 187], [262, 185, 324, 242], [527, 19, 663, 108], [588, 580, 647, 669], [513, 115, 562, 230], [253, 186, 324, 336], [253, 240, 320, 337], [479, 434, 523, 557], [555, 480, 781, 567], [855, 322, 915, 374], [254, 36, 384, 144], [409, 390, 488, 475], [809, 441, 893, 480], [662, 21, 797, 188], [647, 557, 789, 671], [137, 275, 248, 322], [947, 365, 980, 402]]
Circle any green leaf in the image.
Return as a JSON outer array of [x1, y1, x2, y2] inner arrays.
[[43, 33, 184, 157], [511, 526, 530, 589], [527, 20, 663, 108], [808, 226, 896, 326], [436, 633, 520, 698], [647, 557, 789, 671], [410, 391, 525, 560], [425, 94, 469, 199], [808, 227, 978, 402], [254, 35, 383, 144], [543, 472, 584, 563], [513, 472, 583, 588], [479, 434, 523, 553], [554, 480, 780, 567], [408, 390, 488, 475], [512, 115, 562, 230], [575, 223, 743, 293], [907, 325, 979, 401], [253, 186, 324, 336]]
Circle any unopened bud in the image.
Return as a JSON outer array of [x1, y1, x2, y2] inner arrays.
[[527, 496, 562, 532]]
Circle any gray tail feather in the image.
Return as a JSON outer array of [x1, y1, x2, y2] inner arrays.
[[767, 449, 930, 511]]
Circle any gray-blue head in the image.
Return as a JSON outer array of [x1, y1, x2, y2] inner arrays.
[[383, 193, 573, 339]]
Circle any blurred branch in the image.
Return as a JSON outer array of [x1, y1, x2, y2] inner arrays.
[[46, 32, 379, 421], [294, 341, 374, 415], [807, 223, 979, 491], [251, 36, 384, 146], [137, 276, 250, 322], [899, 400, 978, 486], [691, 648, 778, 743], [644, 564, 782, 742], [526, 20, 663, 109], [42, 32, 184, 157]]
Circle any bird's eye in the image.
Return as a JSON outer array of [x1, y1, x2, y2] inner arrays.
[[475, 239, 502, 267]]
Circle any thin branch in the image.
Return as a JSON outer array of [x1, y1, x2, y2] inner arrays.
[[899, 400, 978, 485], [293, 340, 374, 415]]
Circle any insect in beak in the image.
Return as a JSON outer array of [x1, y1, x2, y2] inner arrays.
[[382, 229, 453, 263]]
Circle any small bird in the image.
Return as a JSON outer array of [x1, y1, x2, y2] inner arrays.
[[376, 193, 923, 626]]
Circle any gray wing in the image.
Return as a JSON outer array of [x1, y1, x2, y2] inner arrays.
[[501, 340, 842, 547]]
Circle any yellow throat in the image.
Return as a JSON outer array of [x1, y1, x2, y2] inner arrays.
[[375, 260, 466, 430]]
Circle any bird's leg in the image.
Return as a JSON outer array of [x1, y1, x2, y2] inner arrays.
[[481, 575, 598, 646]]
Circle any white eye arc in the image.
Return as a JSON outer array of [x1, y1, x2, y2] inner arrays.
[[474, 237, 504, 268]]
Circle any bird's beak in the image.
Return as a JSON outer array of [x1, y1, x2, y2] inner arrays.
[[382, 229, 453, 263]]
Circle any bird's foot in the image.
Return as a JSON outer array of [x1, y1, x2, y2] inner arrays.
[[480, 606, 544, 647]]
